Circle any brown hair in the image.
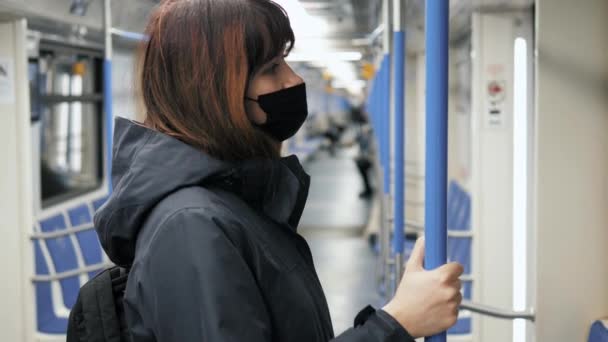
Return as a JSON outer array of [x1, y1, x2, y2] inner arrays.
[[138, 0, 295, 161]]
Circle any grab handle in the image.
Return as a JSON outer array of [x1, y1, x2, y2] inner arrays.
[[460, 300, 535, 321]]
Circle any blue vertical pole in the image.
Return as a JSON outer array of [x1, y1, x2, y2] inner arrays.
[[378, 59, 385, 182], [424, 0, 449, 341], [390, 0, 406, 298], [375, 76, 380, 141], [104, 0, 113, 192], [382, 56, 391, 196], [104, 60, 113, 191], [375, 64, 381, 168], [372, 74, 379, 150], [367, 81, 373, 133], [371, 77, 377, 146], [392, 29, 405, 255]]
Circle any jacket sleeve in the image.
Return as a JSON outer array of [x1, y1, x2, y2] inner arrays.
[[332, 306, 416, 342], [135, 208, 273, 342]]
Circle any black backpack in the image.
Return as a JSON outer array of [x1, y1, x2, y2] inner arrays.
[[67, 266, 132, 342]]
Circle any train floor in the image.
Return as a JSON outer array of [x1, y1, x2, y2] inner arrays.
[[299, 146, 384, 334]]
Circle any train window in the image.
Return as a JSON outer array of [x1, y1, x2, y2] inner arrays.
[[30, 47, 104, 208]]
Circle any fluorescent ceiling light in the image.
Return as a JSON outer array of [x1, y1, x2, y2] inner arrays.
[[292, 38, 332, 51], [273, 0, 328, 37], [325, 61, 357, 82], [286, 51, 363, 62]]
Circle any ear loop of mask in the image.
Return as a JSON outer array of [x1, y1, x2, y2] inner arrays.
[[244, 96, 264, 127]]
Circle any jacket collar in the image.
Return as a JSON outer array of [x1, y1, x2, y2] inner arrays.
[[212, 155, 310, 232]]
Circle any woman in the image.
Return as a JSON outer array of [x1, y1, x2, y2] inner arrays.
[[94, 0, 463, 341]]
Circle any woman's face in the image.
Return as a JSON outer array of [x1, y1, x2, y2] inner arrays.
[[245, 56, 304, 125]]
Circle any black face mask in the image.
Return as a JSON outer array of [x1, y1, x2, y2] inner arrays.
[[246, 83, 308, 142]]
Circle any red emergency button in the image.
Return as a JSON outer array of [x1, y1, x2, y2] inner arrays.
[[489, 82, 503, 95]]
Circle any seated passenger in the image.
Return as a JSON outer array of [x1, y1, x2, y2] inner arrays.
[[94, 1, 463, 341]]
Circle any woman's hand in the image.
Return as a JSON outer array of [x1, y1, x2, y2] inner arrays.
[[382, 237, 464, 338]]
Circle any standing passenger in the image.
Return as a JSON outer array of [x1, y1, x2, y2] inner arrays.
[[94, 1, 463, 341]]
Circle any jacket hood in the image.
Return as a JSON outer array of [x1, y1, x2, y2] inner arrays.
[[94, 117, 310, 267]]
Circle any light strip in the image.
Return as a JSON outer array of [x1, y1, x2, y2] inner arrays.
[[512, 37, 528, 342], [110, 28, 148, 42]]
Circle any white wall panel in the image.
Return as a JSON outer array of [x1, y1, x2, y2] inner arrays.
[[0, 18, 35, 342], [534, 1, 608, 340]]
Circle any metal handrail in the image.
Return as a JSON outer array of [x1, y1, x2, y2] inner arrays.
[[406, 225, 473, 238], [385, 219, 473, 237], [404, 219, 423, 230], [460, 300, 535, 321], [31, 223, 95, 239], [444, 230, 473, 238], [351, 24, 385, 46], [396, 221, 535, 321], [32, 262, 114, 282]]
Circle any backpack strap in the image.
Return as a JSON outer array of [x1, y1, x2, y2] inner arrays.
[[110, 267, 131, 339], [68, 266, 127, 342]]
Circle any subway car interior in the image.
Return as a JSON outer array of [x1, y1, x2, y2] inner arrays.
[[0, 0, 606, 341]]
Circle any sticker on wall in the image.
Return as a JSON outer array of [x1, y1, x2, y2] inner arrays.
[[0, 57, 15, 105], [486, 80, 506, 127]]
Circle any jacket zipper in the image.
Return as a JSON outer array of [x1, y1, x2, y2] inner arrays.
[[292, 234, 335, 339]]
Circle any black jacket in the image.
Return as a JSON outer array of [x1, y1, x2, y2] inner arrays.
[[95, 117, 414, 342]]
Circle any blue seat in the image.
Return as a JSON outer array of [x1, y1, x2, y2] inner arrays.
[[92, 196, 109, 212], [402, 181, 473, 335], [34, 240, 69, 334], [447, 181, 471, 231], [34, 196, 109, 334], [448, 317, 471, 335], [589, 320, 608, 342], [39, 214, 81, 309], [447, 180, 473, 335], [68, 205, 104, 278]]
